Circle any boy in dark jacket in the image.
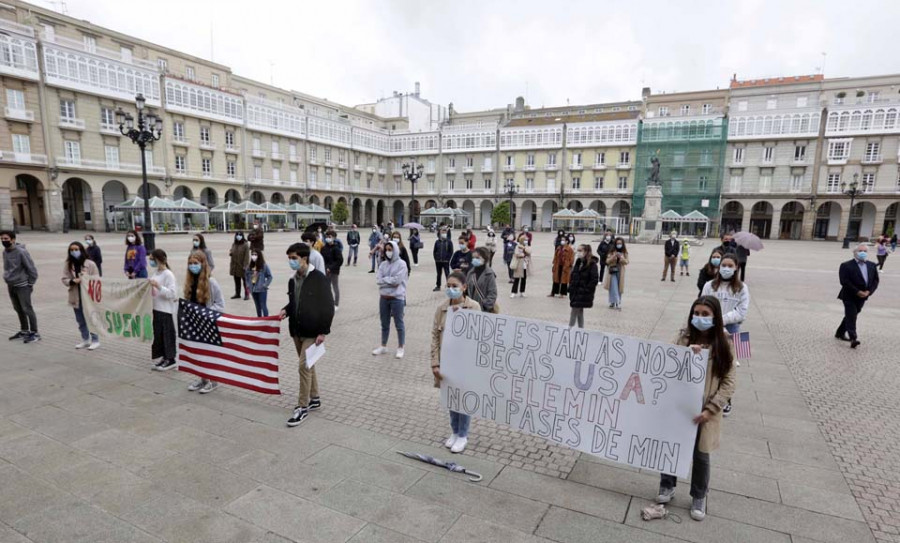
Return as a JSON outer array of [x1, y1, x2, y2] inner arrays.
[[2, 231, 39, 342], [432, 228, 454, 291], [321, 229, 344, 309], [346, 225, 361, 266], [450, 235, 473, 274], [280, 243, 334, 427]]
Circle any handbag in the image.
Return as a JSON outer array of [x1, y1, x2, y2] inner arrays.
[[472, 280, 500, 314]]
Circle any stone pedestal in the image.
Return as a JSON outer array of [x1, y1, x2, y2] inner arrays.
[[637, 185, 663, 242], [0, 186, 13, 231]]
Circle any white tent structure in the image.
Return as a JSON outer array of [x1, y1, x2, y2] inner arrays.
[[550, 208, 578, 231], [420, 207, 470, 228], [285, 203, 332, 229], [209, 201, 262, 231], [659, 209, 711, 238], [113, 196, 209, 232]]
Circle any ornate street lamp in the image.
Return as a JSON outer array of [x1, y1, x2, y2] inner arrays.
[[117, 93, 162, 249], [505, 178, 519, 228], [841, 172, 861, 249], [401, 160, 425, 223]]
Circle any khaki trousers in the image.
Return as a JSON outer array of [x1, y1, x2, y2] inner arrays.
[[292, 336, 319, 408]]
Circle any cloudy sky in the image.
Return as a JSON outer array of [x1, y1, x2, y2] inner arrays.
[[59, 0, 900, 112]]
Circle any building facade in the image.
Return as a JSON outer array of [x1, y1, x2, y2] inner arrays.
[[1, 0, 898, 240]]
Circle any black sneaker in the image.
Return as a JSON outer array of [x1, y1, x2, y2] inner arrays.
[[158, 359, 176, 371], [368, 270, 375, 274], [230, 294, 241, 299], [432, 286, 441, 292], [308, 397, 321, 411], [8, 331, 26, 341], [23, 332, 40, 344], [152, 359, 166, 370], [287, 406, 309, 427], [723, 402, 732, 417]]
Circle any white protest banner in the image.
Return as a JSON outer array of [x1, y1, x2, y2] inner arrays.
[[440, 310, 707, 478], [79, 275, 154, 342]]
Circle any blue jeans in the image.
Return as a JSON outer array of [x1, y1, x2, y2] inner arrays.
[[73, 306, 97, 342], [725, 323, 740, 334], [370, 252, 378, 271], [251, 290, 268, 317], [134, 269, 148, 279], [608, 274, 621, 305], [348, 245, 359, 264], [450, 410, 471, 438], [379, 297, 405, 346]]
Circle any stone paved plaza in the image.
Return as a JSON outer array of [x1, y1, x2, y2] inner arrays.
[[0, 229, 896, 542]]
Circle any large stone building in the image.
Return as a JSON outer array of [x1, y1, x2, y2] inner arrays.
[[1, 0, 898, 240]]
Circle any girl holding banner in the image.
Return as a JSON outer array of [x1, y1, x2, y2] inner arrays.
[[430, 270, 481, 454], [62, 241, 100, 350], [149, 249, 178, 371], [656, 295, 736, 522]]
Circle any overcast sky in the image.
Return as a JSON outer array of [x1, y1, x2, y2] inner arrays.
[[58, 0, 900, 112]]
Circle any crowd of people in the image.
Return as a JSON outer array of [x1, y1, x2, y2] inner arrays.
[[1, 219, 889, 523]]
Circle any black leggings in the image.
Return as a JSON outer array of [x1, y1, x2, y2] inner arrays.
[[435, 261, 450, 287], [233, 275, 247, 296], [512, 270, 528, 293]]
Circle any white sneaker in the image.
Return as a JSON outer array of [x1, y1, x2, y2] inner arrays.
[[87, 341, 100, 351], [450, 437, 468, 453], [334, 306, 339, 312], [444, 434, 458, 448], [75, 339, 91, 349], [372, 346, 388, 356], [187, 379, 206, 392], [519, 293, 525, 298], [199, 380, 218, 394], [414, 263, 419, 267], [395, 348, 405, 359], [510, 293, 517, 298]]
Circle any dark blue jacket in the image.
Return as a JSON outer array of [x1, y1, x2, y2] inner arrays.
[[838, 259, 879, 301], [433, 238, 454, 263]]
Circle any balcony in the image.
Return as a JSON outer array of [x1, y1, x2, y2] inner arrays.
[[792, 157, 806, 165], [338, 161, 347, 169], [290, 154, 302, 163], [481, 165, 494, 173], [0, 151, 48, 165], [251, 149, 267, 159], [4, 107, 34, 123], [862, 154, 883, 165], [463, 166, 474, 173], [378, 167, 387, 175], [544, 164, 558, 171], [353, 164, 363, 171], [272, 152, 284, 161], [323, 160, 333, 168], [172, 137, 190, 147], [592, 162, 606, 170], [56, 157, 166, 175], [827, 155, 848, 166], [445, 166, 456, 174], [503, 164, 516, 172], [523, 164, 536, 172], [569, 164, 583, 171], [99, 123, 121, 136], [426, 166, 436, 174], [58, 117, 85, 131], [0, 19, 35, 38], [308, 157, 319, 165], [616, 162, 632, 170], [224, 145, 240, 154], [366, 166, 376, 173], [199, 141, 217, 151]]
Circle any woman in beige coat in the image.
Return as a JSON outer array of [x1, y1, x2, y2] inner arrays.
[[431, 270, 481, 454], [509, 234, 532, 298], [61, 241, 100, 350], [602, 236, 628, 309], [656, 295, 736, 522]]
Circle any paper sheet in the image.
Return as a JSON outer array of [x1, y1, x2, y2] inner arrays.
[[305, 342, 326, 369]]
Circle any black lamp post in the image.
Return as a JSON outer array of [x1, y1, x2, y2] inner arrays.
[[505, 179, 519, 228], [401, 160, 425, 223], [117, 93, 162, 250], [841, 173, 861, 249]]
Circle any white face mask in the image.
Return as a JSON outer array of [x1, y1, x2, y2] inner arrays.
[[250, 255, 258, 262], [127, 236, 136, 243]]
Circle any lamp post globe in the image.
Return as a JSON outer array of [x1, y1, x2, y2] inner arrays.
[[119, 94, 162, 250]]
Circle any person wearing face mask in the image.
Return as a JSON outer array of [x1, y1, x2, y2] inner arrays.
[[148, 249, 177, 370], [245, 250, 273, 317], [679, 239, 691, 276], [280, 243, 334, 427], [347, 224, 361, 267], [466, 247, 498, 313], [502, 233, 516, 283], [697, 250, 723, 297], [191, 234, 214, 272], [431, 270, 482, 453], [450, 235, 472, 273], [248, 221, 265, 252], [373, 240, 409, 359], [83, 235, 102, 276], [603, 237, 629, 309], [554, 230, 566, 248], [183, 252, 225, 394], [433, 227, 454, 291], [656, 295, 736, 523], [701, 253, 749, 416], [836, 243, 879, 349], [465, 228, 477, 251], [715, 233, 748, 281], [568, 245, 599, 328], [484, 229, 497, 267], [61, 241, 100, 351], [550, 235, 575, 298], [390, 232, 412, 274], [409, 228, 423, 268], [520, 225, 533, 246], [321, 230, 344, 309], [368, 225, 383, 273], [1, 231, 39, 343], [663, 230, 679, 282], [123, 230, 147, 279], [509, 234, 532, 298], [300, 232, 327, 275], [228, 231, 250, 300], [596, 230, 613, 282]]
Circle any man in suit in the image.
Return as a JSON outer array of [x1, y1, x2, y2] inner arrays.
[[836, 243, 879, 349], [662, 230, 679, 282]]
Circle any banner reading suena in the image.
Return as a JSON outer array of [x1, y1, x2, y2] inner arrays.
[[79, 275, 154, 342], [439, 310, 707, 479]]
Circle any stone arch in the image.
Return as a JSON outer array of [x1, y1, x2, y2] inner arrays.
[[883, 202, 900, 235], [750, 200, 774, 238], [376, 199, 385, 225], [589, 200, 606, 217], [11, 174, 47, 230], [566, 200, 584, 212], [250, 191, 265, 205], [271, 192, 285, 205], [721, 200, 744, 233], [352, 198, 362, 226], [200, 187, 218, 207], [392, 200, 405, 225], [364, 199, 374, 226], [61, 177, 92, 230], [814, 201, 842, 240], [140, 182, 161, 199], [224, 189, 242, 203], [479, 200, 493, 228], [850, 201, 877, 241], [102, 180, 129, 231], [337, 196, 348, 206], [445, 200, 457, 209], [778, 200, 806, 240], [424, 199, 438, 210], [612, 200, 631, 231], [308, 194, 321, 206], [289, 193, 303, 204], [538, 200, 554, 229], [172, 185, 193, 200], [408, 199, 420, 223], [462, 200, 476, 227]]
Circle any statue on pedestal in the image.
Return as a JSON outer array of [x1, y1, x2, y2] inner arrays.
[[648, 157, 661, 186]]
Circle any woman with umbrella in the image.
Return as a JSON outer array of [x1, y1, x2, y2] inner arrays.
[[407, 225, 424, 268]]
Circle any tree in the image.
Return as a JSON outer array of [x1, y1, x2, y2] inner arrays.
[[492, 201, 511, 226], [331, 201, 349, 225]]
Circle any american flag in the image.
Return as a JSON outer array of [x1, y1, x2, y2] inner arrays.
[[731, 331, 751, 360], [176, 299, 281, 395]]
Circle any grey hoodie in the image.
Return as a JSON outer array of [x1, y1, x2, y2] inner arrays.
[[3, 242, 38, 287], [376, 240, 408, 299]]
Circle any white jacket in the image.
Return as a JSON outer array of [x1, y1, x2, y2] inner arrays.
[[701, 280, 750, 325], [151, 269, 178, 314]]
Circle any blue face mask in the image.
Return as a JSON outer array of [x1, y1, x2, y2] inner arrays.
[[193, 240, 200, 248], [710, 257, 721, 266], [149, 259, 158, 268], [288, 259, 301, 270], [692, 315, 715, 331], [188, 264, 202, 275], [719, 266, 735, 279], [471, 257, 484, 268], [325, 238, 333, 244], [70, 250, 81, 259], [856, 251, 868, 261], [446, 287, 462, 300]]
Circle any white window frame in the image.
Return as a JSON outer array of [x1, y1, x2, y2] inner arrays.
[[827, 139, 852, 161], [290, 169, 298, 183], [572, 176, 581, 190], [525, 177, 534, 191], [186, 66, 195, 80], [157, 58, 167, 72], [680, 104, 691, 116], [225, 131, 235, 147], [738, 101, 748, 112], [254, 165, 263, 180], [64, 140, 80, 164], [865, 141, 881, 162], [104, 145, 119, 167], [702, 103, 712, 115], [547, 153, 556, 166], [730, 174, 742, 193], [594, 176, 603, 190], [573, 152, 582, 165], [526, 154, 535, 166], [618, 176, 628, 190], [619, 151, 630, 165], [211, 74, 219, 87], [202, 158, 212, 177], [698, 175, 709, 192], [763, 146, 774, 163], [6, 89, 25, 110], [766, 99, 777, 110], [273, 167, 280, 181], [174, 155, 186, 173], [658, 106, 669, 117], [173, 122, 185, 140], [200, 126, 210, 144], [596, 152, 605, 166], [60, 99, 75, 121], [794, 145, 806, 162], [227, 161, 236, 178], [83, 35, 96, 53], [12, 134, 30, 154], [790, 174, 803, 192], [796, 97, 808, 108], [862, 173, 875, 193], [759, 174, 772, 193], [827, 173, 841, 193]]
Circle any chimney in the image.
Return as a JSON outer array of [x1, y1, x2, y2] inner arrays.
[[415, 81, 420, 97], [641, 87, 651, 99], [515, 96, 525, 112]]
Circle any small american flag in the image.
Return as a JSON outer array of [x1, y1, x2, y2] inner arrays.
[[177, 299, 281, 395], [731, 331, 751, 360]]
